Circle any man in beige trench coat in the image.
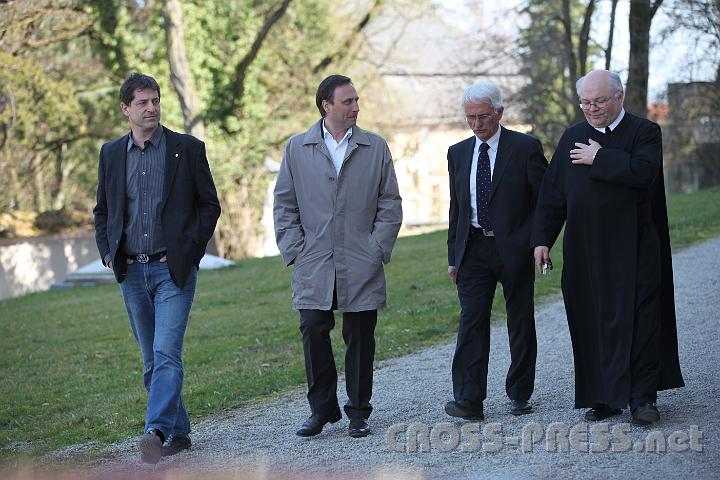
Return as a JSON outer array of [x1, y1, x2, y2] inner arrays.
[[273, 74, 402, 439]]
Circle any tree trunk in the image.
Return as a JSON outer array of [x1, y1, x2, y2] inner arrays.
[[51, 143, 66, 211], [605, 0, 619, 70], [626, 0, 663, 117], [162, 0, 205, 138], [561, 0, 578, 103], [578, 0, 596, 76]]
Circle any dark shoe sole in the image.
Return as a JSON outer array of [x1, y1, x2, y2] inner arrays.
[[445, 402, 484, 420], [584, 408, 622, 421], [139, 433, 163, 464], [296, 412, 342, 437], [162, 438, 192, 457], [632, 407, 660, 426], [349, 427, 371, 438], [510, 405, 533, 416]]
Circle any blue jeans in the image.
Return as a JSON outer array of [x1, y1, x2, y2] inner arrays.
[[120, 260, 197, 438]]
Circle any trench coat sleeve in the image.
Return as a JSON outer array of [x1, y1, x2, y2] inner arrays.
[[589, 122, 661, 189], [93, 144, 111, 266], [531, 135, 568, 249], [273, 141, 305, 266], [372, 145, 403, 264]]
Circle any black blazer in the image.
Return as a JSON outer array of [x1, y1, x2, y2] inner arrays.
[[93, 126, 221, 287], [448, 126, 547, 274]]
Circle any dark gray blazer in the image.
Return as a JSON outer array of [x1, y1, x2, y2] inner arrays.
[[93, 126, 221, 287]]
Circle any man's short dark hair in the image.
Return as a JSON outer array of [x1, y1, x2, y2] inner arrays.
[[316, 75, 352, 117], [120, 72, 161, 106]]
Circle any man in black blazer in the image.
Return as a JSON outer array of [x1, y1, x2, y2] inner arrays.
[[445, 82, 546, 420], [93, 72, 220, 463]]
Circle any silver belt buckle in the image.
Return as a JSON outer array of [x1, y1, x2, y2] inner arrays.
[[136, 254, 149, 264], [483, 229, 494, 237]]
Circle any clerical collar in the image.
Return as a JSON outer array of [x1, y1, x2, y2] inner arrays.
[[593, 108, 625, 133]]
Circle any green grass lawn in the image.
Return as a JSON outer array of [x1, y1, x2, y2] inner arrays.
[[1, 186, 718, 460]]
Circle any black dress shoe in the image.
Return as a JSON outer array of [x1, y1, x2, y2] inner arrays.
[[162, 434, 192, 457], [510, 399, 533, 416], [348, 418, 371, 438], [584, 404, 622, 421], [138, 429, 164, 464], [444, 400, 484, 420], [631, 402, 660, 425], [296, 411, 342, 437]]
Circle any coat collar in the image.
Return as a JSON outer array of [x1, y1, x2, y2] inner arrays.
[[459, 126, 513, 204], [302, 119, 371, 164], [489, 125, 512, 201], [303, 119, 371, 146]]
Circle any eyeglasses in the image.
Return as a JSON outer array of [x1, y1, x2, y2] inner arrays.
[[579, 92, 620, 110], [465, 113, 495, 123]]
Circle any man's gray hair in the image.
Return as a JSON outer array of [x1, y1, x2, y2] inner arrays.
[[462, 82, 503, 111], [576, 71, 624, 97]]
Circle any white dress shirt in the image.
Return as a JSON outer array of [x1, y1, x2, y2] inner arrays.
[[470, 127, 501, 228], [322, 121, 352, 175]]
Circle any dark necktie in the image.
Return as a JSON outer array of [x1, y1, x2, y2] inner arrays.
[[604, 126, 612, 134], [476, 142, 492, 230]]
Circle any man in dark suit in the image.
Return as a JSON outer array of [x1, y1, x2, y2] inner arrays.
[[93, 72, 221, 463], [445, 82, 546, 420]]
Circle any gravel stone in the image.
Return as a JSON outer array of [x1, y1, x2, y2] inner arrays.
[[86, 237, 720, 478]]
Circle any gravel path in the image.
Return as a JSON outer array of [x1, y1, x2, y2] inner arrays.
[[89, 237, 720, 479]]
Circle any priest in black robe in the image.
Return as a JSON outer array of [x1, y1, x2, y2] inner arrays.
[[531, 69, 684, 426]]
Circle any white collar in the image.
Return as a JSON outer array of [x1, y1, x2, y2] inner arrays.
[[322, 120, 352, 143], [474, 125, 502, 152], [593, 108, 625, 133]]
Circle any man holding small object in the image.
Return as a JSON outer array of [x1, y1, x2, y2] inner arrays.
[[445, 82, 547, 420], [531, 69, 683, 425]]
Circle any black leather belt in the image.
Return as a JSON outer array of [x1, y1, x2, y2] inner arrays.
[[470, 226, 494, 237], [133, 251, 166, 263]]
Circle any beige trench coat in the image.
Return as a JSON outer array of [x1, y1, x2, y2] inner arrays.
[[273, 120, 403, 312]]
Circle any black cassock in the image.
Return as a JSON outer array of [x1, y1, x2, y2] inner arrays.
[[532, 112, 684, 409]]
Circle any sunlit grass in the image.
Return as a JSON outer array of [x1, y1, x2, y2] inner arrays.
[[0, 186, 717, 460]]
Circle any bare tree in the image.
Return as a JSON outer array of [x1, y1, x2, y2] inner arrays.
[[626, 0, 663, 116], [605, 0, 619, 70], [162, 0, 205, 139]]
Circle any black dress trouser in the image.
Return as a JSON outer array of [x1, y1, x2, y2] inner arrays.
[[452, 230, 537, 404], [299, 305, 377, 420]]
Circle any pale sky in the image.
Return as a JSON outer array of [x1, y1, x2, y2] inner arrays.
[[436, 0, 717, 102]]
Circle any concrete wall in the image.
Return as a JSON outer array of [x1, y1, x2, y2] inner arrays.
[[0, 232, 98, 301], [666, 82, 720, 193]]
